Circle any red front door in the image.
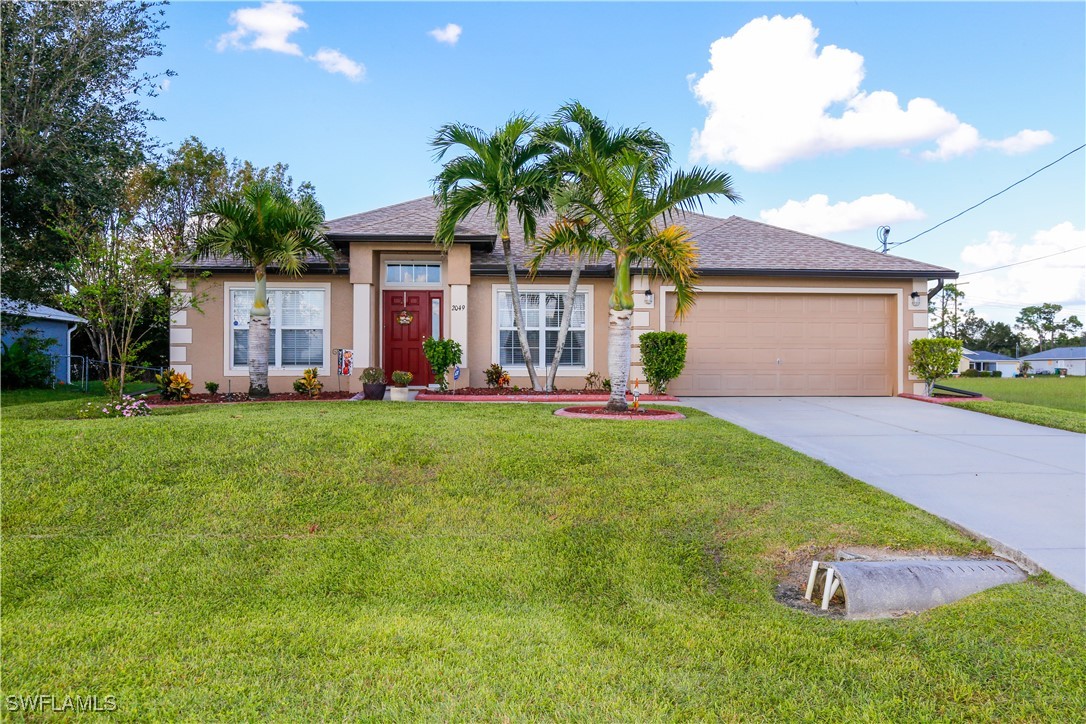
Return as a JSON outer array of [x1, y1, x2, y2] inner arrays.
[[383, 290, 442, 386]]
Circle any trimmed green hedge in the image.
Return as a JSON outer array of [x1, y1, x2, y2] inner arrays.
[[639, 332, 687, 394]]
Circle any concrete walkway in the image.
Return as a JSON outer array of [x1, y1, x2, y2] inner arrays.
[[682, 397, 1086, 593]]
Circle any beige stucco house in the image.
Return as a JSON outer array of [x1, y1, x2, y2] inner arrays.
[[171, 196, 956, 397]]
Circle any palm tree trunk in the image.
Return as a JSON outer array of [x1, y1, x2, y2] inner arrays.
[[248, 263, 271, 397], [606, 308, 633, 411], [605, 251, 635, 412], [502, 233, 542, 391], [545, 254, 586, 392]]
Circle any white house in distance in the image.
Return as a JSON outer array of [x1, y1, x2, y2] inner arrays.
[[1019, 347, 1086, 376], [960, 349, 1019, 377]]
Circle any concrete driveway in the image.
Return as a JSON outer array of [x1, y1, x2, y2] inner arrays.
[[682, 397, 1086, 593]]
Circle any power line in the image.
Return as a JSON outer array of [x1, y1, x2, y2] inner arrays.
[[959, 245, 1086, 276], [875, 143, 1086, 252]]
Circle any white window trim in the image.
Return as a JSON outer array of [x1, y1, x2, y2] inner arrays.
[[223, 281, 332, 377], [491, 284, 593, 377], [382, 259, 444, 289]]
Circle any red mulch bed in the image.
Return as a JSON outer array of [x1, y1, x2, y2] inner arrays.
[[899, 393, 994, 405], [417, 388, 678, 403], [554, 406, 685, 421], [148, 391, 357, 407]]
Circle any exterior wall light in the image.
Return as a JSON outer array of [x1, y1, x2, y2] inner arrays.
[[910, 291, 923, 308], [643, 289, 654, 307]]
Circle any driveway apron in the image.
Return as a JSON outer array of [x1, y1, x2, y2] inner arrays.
[[682, 397, 1086, 593]]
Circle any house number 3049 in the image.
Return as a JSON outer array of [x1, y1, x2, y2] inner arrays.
[[451, 304, 466, 312]]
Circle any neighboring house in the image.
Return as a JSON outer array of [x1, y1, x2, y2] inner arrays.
[[1019, 346, 1086, 376], [174, 196, 956, 397], [0, 299, 86, 384], [960, 349, 1019, 377]]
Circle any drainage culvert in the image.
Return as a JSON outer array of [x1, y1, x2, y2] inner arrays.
[[804, 559, 1027, 619]]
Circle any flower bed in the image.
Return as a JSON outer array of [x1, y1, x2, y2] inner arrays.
[[148, 391, 357, 407], [554, 406, 685, 421], [417, 387, 678, 403]]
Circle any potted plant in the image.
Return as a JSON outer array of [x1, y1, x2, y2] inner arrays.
[[359, 366, 387, 400], [390, 370, 413, 401]]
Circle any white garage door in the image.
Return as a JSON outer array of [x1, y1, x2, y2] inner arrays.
[[667, 292, 896, 396]]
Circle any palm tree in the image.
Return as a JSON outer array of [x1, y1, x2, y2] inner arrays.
[[531, 102, 671, 392], [531, 148, 741, 411], [431, 115, 552, 391], [195, 181, 334, 397]]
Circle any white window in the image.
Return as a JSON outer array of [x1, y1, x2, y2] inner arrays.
[[497, 291, 587, 368], [385, 262, 441, 286], [230, 288, 326, 369]]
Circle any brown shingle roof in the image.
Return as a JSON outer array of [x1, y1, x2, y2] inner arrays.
[[195, 196, 957, 279], [324, 197, 493, 239]]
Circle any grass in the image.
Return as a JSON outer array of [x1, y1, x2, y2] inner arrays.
[[945, 376, 1086, 433], [949, 400, 1086, 434], [3, 394, 1084, 719]]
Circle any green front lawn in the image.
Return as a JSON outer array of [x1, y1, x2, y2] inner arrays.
[[947, 376, 1086, 432], [950, 375, 1085, 413], [3, 398, 1083, 719]]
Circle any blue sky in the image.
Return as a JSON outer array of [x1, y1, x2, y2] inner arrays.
[[149, 2, 1085, 325]]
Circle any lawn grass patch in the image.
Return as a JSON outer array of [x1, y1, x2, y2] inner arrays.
[[950, 375, 1085, 413], [948, 399, 1086, 433], [946, 376, 1085, 432], [3, 400, 1084, 719]]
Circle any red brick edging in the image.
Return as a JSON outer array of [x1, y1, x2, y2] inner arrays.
[[898, 393, 994, 405], [415, 392, 679, 403]]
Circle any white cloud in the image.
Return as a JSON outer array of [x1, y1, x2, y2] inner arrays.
[[309, 48, 365, 81], [759, 193, 925, 236], [985, 129, 1055, 156], [959, 223, 1086, 320], [159, 78, 171, 92], [217, 1, 307, 56], [429, 23, 462, 46], [690, 15, 1054, 170]]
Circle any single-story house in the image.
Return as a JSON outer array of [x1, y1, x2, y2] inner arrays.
[[1019, 346, 1086, 376], [960, 349, 1019, 377], [1, 299, 86, 384], [173, 196, 956, 397]]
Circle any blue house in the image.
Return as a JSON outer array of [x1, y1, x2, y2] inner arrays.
[[1, 299, 86, 384]]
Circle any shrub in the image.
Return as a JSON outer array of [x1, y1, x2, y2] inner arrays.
[[422, 337, 463, 391], [961, 368, 979, 378], [909, 338, 963, 396], [639, 332, 688, 394], [77, 395, 152, 419], [293, 368, 323, 397], [1018, 361, 1033, 376], [0, 332, 56, 389], [584, 372, 606, 391], [204, 381, 220, 394], [359, 367, 386, 384], [154, 368, 193, 401], [992, 371, 1003, 378], [484, 363, 509, 388], [391, 370, 413, 387]]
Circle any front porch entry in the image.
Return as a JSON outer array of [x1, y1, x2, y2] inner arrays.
[[383, 289, 443, 386]]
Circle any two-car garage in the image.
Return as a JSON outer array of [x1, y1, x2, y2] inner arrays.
[[665, 288, 899, 397]]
